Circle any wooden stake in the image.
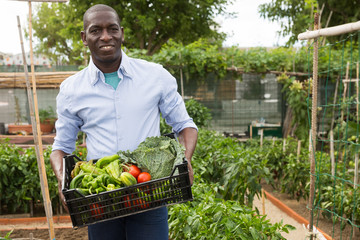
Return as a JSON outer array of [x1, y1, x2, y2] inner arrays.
[[330, 77, 340, 130], [354, 62, 359, 189], [261, 188, 265, 215], [260, 129, 264, 148], [321, 11, 333, 46], [179, 53, 184, 100], [356, 62, 359, 122], [355, 62, 359, 188], [330, 130, 335, 176], [308, 13, 319, 240], [309, 129, 312, 153], [27, 3, 55, 238], [353, 153, 359, 239], [17, 4, 55, 240], [354, 154, 359, 188], [283, 138, 286, 152], [250, 125, 253, 139], [341, 62, 350, 121], [297, 140, 301, 162]]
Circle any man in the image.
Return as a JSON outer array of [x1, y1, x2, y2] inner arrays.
[[50, 4, 198, 240]]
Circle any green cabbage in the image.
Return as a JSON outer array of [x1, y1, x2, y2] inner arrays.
[[117, 136, 185, 179]]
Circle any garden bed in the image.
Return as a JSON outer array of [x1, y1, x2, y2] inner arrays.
[[262, 183, 358, 240]]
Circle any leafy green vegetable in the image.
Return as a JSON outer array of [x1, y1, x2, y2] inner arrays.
[[118, 136, 185, 179]]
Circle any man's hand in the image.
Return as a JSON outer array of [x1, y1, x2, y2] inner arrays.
[[50, 150, 70, 213], [58, 180, 69, 213], [187, 161, 194, 186], [178, 128, 198, 186]]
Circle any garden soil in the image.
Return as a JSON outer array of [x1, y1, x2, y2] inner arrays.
[[1, 185, 359, 240], [260, 183, 359, 240]]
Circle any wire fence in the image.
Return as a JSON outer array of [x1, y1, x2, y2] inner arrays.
[[307, 29, 360, 239]]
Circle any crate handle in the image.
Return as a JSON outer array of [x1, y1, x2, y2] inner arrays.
[[170, 158, 188, 177]]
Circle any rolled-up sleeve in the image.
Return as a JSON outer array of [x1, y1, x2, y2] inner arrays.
[[159, 70, 198, 133], [52, 89, 83, 154]]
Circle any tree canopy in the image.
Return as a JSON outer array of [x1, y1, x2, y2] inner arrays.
[[31, 0, 233, 65], [258, 0, 360, 46]]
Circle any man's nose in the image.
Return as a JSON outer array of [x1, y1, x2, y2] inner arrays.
[[100, 29, 112, 41]]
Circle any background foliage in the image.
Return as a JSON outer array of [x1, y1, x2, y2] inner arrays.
[[259, 0, 360, 46], [31, 0, 232, 64]]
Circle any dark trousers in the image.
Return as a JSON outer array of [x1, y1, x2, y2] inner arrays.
[[88, 207, 169, 240]]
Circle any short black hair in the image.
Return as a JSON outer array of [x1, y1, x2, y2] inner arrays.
[[83, 4, 121, 30]]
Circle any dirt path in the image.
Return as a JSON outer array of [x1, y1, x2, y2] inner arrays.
[[253, 193, 310, 240]]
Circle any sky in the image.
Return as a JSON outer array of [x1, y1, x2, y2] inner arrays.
[[0, 0, 287, 55]]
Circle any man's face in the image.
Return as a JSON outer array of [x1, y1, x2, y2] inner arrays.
[[81, 10, 124, 69]]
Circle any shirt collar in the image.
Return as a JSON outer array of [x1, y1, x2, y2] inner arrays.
[[88, 50, 134, 86]]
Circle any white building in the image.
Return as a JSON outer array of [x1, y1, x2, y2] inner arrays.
[[0, 51, 51, 66]]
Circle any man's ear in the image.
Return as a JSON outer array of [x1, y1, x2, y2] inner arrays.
[[81, 31, 88, 46], [121, 27, 124, 43]]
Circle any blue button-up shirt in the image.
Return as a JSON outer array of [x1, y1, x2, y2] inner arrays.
[[52, 50, 197, 160]]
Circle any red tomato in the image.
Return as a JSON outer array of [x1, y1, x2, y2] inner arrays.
[[89, 203, 104, 219], [124, 195, 149, 209], [137, 172, 151, 183], [128, 165, 141, 179]]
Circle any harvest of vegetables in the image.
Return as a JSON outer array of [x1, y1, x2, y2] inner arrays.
[[117, 136, 185, 180], [69, 157, 150, 195], [69, 136, 185, 195], [62, 136, 192, 228]]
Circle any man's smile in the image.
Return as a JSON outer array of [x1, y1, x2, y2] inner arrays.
[[100, 45, 114, 50]]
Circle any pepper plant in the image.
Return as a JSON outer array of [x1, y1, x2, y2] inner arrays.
[[169, 178, 295, 239]]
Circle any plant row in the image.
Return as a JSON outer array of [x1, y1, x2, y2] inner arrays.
[[245, 137, 360, 231], [0, 131, 295, 239]]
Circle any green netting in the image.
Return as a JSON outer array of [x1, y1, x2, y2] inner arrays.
[[308, 31, 360, 239]]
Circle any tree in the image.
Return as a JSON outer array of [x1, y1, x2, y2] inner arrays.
[[258, 0, 360, 46], [32, 3, 84, 65], [31, 0, 233, 64]]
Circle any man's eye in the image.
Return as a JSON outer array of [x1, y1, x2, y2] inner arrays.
[[90, 29, 99, 33]]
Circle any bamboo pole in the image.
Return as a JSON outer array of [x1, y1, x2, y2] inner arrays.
[[298, 20, 360, 40], [283, 138, 286, 152], [321, 11, 333, 46], [20, 2, 56, 239], [356, 62, 359, 123], [329, 77, 340, 176], [341, 62, 350, 121], [354, 151, 359, 238], [261, 188, 265, 215], [296, 140, 301, 162], [354, 62, 359, 190], [260, 129, 263, 148], [330, 77, 340, 131], [330, 131, 335, 176], [18, 14, 55, 240], [308, 12, 319, 240], [179, 53, 184, 100]]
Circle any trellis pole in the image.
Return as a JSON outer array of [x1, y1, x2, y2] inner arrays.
[[329, 77, 340, 176], [308, 13, 319, 240], [14, 1, 68, 240], [296, 140, 301, 162], [354, 62, 359, 192], [340, 62, 350, 121], [298, 16, 360, 240], [352, 61, 359, 239]]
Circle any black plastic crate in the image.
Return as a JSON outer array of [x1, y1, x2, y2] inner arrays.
[[62, 154, 193, 228]]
